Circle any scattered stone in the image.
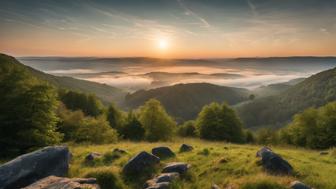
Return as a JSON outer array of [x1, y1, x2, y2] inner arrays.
[[256, 147, 293, 175], [212, 184, 221, 189], [290, 181, 312, 189], [162, 162, 190, 174], [123, 151, 160, 176], [152, 147, 175, 159], [146, 182, 170, 189], [256, 146, 272, 157], [144, 173, 179, 188], [320, 151, 329, 155], [22, 176, 99, 189], [0, 146, 71, 189], [179, 144, 193, 152], [113, 148, 127, 154], [85, 152, 101, 161]]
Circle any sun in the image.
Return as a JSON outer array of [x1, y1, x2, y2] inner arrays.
[[158, 38, 168, 50]]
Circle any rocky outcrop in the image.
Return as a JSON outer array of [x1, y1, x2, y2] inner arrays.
[[0, 146, 71, 189], [144, 172, 179, 189], [123, 151, 160, 176], [256, 147, 293, 175], [152, 147, 175, 159], [22, 176, 99, 189], [179, 144, 193, 152], [162, 162, 190, 175], [290, 181, 313, 189]]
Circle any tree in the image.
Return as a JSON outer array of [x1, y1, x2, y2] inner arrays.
[[120, 111, 145, 140], [139, 99, 176, 141], [177, 120, 198, 137], [60, 90, 104, 117], [0, 64, 62, 156], [196, 102, 244, 142], [256, 128, 279, 145], [107, 103, 124, 132]]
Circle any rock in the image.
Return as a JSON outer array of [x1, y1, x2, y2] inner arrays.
[[256, 146, 272, 157], [0, 146, 71, 189], [145, 182, 170, 189], [113, 148, 127, 154], [123, 151, 160, 176], [144, 172, 179, 188], [162, 162, 190, 174], [179, 144, 193, 152], [85, 152, 101, 161], [290, 181, 312, 189], [257, 147, 293, 175], [212, 184, 221, 189], [22, 176, 99, 189], [320, 151, 329, 155], [152, 147, 175, 159]]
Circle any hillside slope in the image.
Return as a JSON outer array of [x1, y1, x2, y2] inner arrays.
[[0, 54, 127, 105], [124, 83, 249, 122], [237, 67, 336, 128]]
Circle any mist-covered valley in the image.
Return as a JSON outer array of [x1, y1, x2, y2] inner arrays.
[[19, 57, 336, 92]]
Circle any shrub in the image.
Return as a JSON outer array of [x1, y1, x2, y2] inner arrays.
[[177, 121, 197, 137], [107, 103, 125, 132], [139, 99, 176, 141], [256, 128, 279, 145], [241, 180, 287, 189], [196, 102, 244, 142], [120, 111, 145, 140], [84, 168, 124, 189]]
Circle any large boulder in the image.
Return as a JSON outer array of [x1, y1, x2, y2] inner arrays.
[[257, 147, 293, 175], [290, 181, 313, 189], [23, 176, 99, 189], [179, 144, 193, 152], [0, 146, 71, 189], [152, 147, 175, 159], [123, 151, 160, 176], [256, 146, 272, 157], [162, 162, 190, 174]]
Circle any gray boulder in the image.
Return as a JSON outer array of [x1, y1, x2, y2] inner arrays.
[[257, 147, 293, 175], [179, 144, 193, 152], [256, 146, 272, 157], [290, 181, 312, 189], [152, 147, 175, 159], [320, 151, 329, 155], [123, 151, 160, 176], [0, 146, 71, 189], [146, 182, 170, 189], [85, 152, 101, 161], [162, 162, 190, 174], [144, 172, 179, 188], [23, 176, 99, 189]]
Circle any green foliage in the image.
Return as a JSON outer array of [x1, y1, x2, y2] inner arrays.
[[256, 128, 279, 145], [177, 121, 198, 137], [120, 111, 145, 140], [196, 102, 244, 143], [84, 168, 125, 189], [244, 130, 255, 143], [60, 90, 104, 117], [139, 99, 176, 141], [0, 55, 62, 156], [241, 180, 287, 189], [107, 103, 125, 132], [281, 102, 336, 149]]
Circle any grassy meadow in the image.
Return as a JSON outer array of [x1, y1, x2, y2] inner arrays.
[[67, 138, 336, 189]]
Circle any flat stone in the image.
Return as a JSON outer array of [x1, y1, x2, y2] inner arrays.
[[22, 176, 99, 189], [162, 162, 190, 174], [290, 181, 312, 189]]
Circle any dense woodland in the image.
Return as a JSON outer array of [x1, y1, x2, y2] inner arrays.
[[1, 54, 336, 158]]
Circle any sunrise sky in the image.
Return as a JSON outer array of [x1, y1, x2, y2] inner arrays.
[[0, 0, 336, 58]]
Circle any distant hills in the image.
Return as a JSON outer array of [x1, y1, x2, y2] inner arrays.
[[0, 54, 127, 105], [124, 83, 249, 122], [237, 67, 336, 129]]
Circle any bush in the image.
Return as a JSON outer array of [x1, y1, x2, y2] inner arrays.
[[120, 111, 145, 140], [241, 180, 287, 189], [256, 128, 279, 145], [107, 103, 125, 132], [281, 102, 336, 149], [84, 168, 125, 189], [139, 99, 176, 141], [177, 121, 197, 137], [244, 130, 255, 143], [196, 102, 244, 142]]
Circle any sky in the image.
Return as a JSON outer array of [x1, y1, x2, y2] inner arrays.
[[1, 0, 336, 58]]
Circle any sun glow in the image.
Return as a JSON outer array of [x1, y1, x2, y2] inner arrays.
[[158, 38, 168, 50]]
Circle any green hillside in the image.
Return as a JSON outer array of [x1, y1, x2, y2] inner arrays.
[[124, 83, 249, 122], [237, 67, 336, 128], [0, 54, 127, 105]]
